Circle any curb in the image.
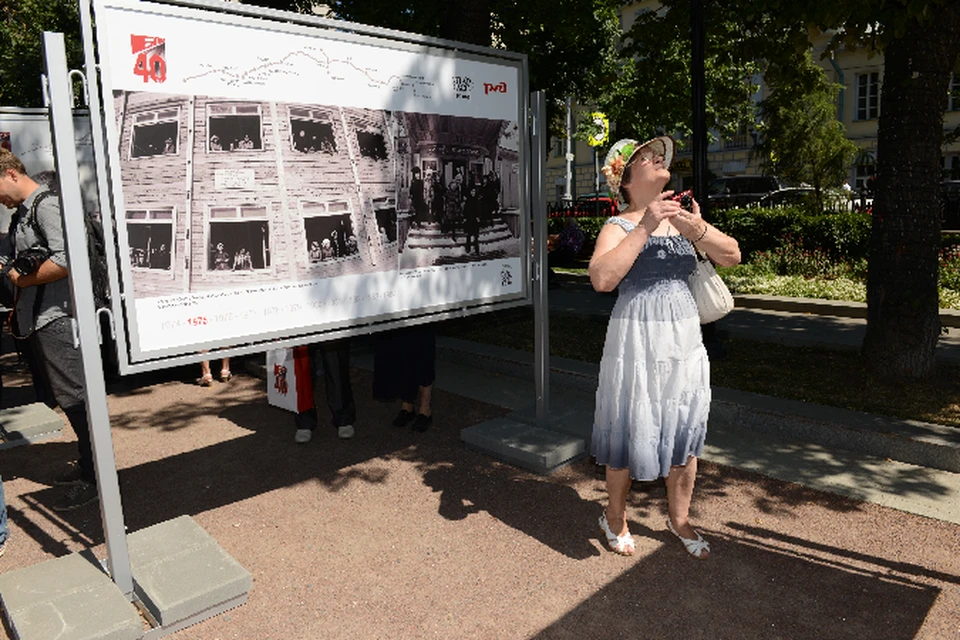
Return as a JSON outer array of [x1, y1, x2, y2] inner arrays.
[[436, 336, 960, 474]]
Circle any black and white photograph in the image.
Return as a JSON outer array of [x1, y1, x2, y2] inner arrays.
[[395, 112, 522, 270], [113, 92, 409, 298]]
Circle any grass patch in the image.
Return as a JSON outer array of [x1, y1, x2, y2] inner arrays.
[[439, 306, 960, 427]]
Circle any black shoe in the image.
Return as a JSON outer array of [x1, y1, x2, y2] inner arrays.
[[54, 463, 83, 486], [53, 481, 99, 512], [391, 409, 416, 428], [411, 414, 433, 432]]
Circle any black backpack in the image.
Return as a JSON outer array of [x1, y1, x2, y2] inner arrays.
[[24, 189, 112, 312]]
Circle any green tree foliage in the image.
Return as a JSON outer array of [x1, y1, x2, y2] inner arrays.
[[596, 1, 785, 144], [0, 0, 85, 107], [242, 0, 623, 136], [733, 0, 960, 379], [753, 51, 859, 209]]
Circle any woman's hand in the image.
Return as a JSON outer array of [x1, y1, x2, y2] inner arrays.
[[672, 196, 707, 242], [641, 191, 680, 234]]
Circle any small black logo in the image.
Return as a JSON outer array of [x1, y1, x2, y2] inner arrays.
[[500, 267, 513, 287], [453, 76, 473, 100]]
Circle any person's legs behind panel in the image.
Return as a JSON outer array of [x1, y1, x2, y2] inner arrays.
[[319, 339, 355, 439], [31, 318, 99, 511]]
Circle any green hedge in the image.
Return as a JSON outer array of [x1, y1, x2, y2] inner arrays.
[[711, 207, 872, 262], [548, 207, 874, 263]]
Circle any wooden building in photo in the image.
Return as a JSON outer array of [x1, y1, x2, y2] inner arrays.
[[113, 91, 402, 298]]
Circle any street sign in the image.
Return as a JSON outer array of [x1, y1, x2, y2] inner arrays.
[[587, 111, 609, 147]]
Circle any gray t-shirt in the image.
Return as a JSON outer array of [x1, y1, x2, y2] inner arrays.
[[0, 187, 72, 334]]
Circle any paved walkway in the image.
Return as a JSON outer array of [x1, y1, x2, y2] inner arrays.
[[537, 281, 960, 522], [0, 288, 957, 639]]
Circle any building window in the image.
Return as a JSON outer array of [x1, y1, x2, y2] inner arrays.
[[126, 208, 174, 269], [372, 197, 397, 245], [854, 163, 876, 192], [130, 108, 179, 158], [207, 205, 270, 271], [856, 72, 880, 120], [943, 155, 960, 180], [301, 201, 359, 262], [356, 130, 388, 160], [552, 138, 563, 157], [949, 74, 960, 112], [722, 124, 748, 150], [289, 107, 338, 154], [207, 104, 263, 152]]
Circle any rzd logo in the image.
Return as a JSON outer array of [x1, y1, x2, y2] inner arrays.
[[484, 82, 507, 95], [131, 35, 166, 83]]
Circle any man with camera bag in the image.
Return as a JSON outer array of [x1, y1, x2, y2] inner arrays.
[[0, 149, 97, 511]]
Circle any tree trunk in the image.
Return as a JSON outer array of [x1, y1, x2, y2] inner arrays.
[[862, 3, 960, 379]]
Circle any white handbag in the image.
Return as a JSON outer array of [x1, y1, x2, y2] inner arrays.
[[688, 248, 734, 324]]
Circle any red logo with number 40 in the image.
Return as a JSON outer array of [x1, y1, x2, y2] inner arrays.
[[131, 35, 166, 83]]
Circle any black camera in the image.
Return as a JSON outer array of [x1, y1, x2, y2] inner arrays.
[[7, 248, 51, 277], [670, 190, 694, 212]]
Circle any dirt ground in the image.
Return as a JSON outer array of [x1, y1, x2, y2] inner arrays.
[[0, 361, 958, 640]]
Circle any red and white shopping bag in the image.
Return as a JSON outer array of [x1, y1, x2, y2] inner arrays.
[[266, 346, 314, 412]]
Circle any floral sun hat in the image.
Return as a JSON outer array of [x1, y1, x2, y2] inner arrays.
[[601, 136, 675, 204]]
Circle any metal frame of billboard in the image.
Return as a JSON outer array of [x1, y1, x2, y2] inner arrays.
[[81, 0, 533, 374]]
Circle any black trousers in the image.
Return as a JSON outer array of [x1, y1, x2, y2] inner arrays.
[[298, 339, 355, 429], [29, 317, 94, 483]]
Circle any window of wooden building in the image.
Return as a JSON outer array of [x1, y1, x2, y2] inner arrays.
[[126, 208, 175, 270], [356, 130, 389, 160], [301, 200, 358, 263], [207, 104, 263, 152], [372, 196, 397, 244], [207, 205, 271, 271], [289, 107, 338, 154], [130, 108, 179, 158]]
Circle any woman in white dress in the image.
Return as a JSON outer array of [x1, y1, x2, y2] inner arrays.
[[589, 137, 740, 559]]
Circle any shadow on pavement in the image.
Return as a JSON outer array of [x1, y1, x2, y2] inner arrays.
[[530, 526, 938, 640]]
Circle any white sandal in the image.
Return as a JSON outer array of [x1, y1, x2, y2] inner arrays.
[[599, 512, 635, 556], [666, 518, 710, 559]]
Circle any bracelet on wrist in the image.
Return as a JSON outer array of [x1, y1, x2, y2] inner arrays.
[[693, 225, 708, 243]]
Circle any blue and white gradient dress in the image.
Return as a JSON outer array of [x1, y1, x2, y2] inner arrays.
[[592, 216, 711, 480]]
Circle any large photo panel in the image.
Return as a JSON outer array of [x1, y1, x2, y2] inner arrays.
[[92, 0, 527, 362]]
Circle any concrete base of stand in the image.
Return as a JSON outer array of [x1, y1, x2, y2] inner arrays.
[[0, 402, 63, 450], [0, 516, 251, 640], [462, 417, 586, 474], [0, 552, 142, 640], [129, 515, 252, 638]]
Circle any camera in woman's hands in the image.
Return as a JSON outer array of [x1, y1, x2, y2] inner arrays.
[[670, 190, 694, 212]]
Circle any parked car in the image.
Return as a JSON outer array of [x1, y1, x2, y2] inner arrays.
[[708, 175, 782, 209], [943, 180, 960, 230], [754, 187, 817, 208], [573, 193, 617, 217]]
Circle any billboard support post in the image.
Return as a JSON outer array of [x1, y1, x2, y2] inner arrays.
[[42, 31, 134, 597], [531, 91, 549, 428]]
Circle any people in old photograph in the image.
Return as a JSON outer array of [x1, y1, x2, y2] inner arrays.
[[396, 113, 521, 270], [304, 214, 359, 265], [208, 223, 270, 272], [208, 115, 262, 152], [410, 167, 428, 228], [128, 224, 173, 270], [212, 242, 231, 271], [463, 184, 482, 255], [132, 121, 178, 158], [292, 120, 337, 154]]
